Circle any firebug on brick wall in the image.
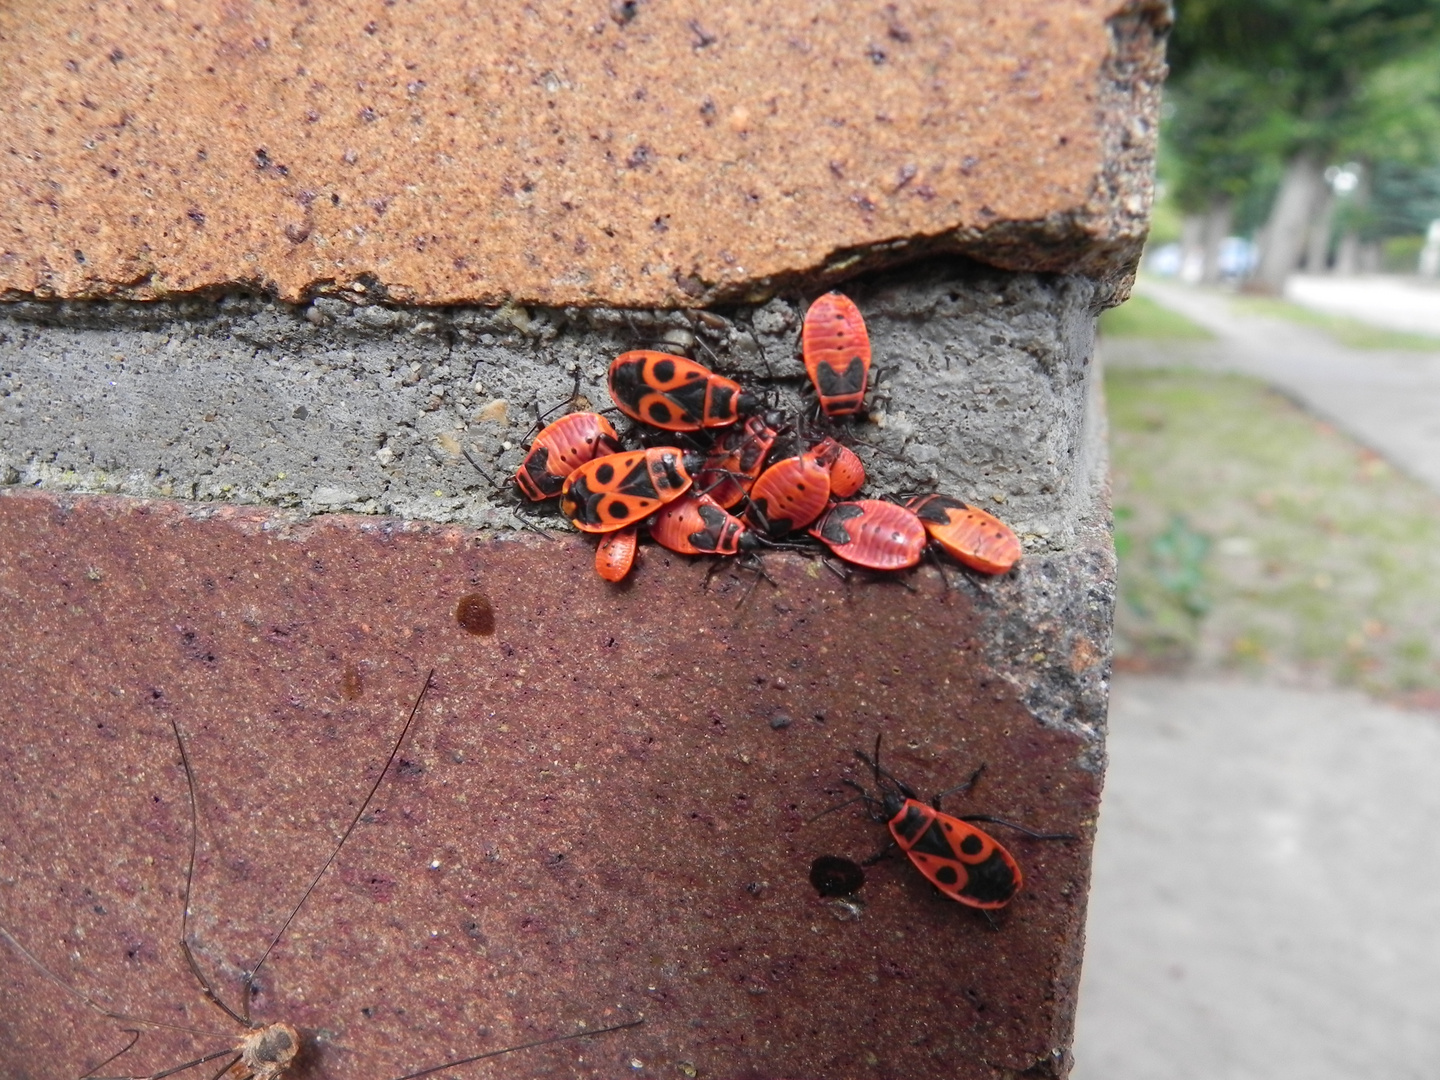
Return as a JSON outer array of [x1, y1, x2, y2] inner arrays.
[[827, 735, 1075, 910]]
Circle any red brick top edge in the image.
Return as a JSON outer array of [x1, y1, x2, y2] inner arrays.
[[0, 0, 1168, 306]]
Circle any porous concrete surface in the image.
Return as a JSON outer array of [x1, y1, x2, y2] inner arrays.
[[0, 489, 1107, 1080], [0, 1, 1168, 306], [1, 258, 1103, 552]]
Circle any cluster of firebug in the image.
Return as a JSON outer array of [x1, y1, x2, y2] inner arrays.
[[508, 291, 1025, 583]]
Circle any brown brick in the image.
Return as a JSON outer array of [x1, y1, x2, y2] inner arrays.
[[0, 489, 1106, 1079], [0, 1, 1167, 306]]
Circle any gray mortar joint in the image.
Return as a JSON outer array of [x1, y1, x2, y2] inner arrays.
[[0, 258, 1100, 551]]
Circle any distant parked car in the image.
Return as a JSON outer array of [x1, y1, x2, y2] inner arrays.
[[1216, 237, 1256, 279], [1147, 242, 1182, 276]]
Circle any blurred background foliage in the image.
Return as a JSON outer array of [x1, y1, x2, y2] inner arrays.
[[1100, 304, 1440, 706], [1157, 0, 1440, 283]]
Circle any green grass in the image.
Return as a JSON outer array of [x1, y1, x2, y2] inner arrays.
[[1109, 368, 1440, 701], [1230, 296, 1440, 351], [1099, 294, 1215, 340]]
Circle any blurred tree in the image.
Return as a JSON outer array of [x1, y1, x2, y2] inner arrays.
[[1164, 0, 1440, 286]]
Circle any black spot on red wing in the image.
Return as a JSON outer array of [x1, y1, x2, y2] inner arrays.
[[912, 497, 952, 525], [610, 360, 645, 406], [519, 455, 562, 498], [816, 513, 851, 545], [595, 461, 615, 484], [652, 357, 677, 383], [563, 475, 606, 525], [654, 452, 686, 493], [957, 850, 1019, 905], [646, 400, 675, 425], [890, 802, 931, 843], [689, 503, 729, 551], [604, 498, 634, 521], [933, 864, 960, 887], [817, 501, 864, 545], [958, 832, 984, 857], [665, 377, 710, 422], [909, 817, 955, 859], [617, 458, 660, 498], [816, 357, 867, 397], [709, 382, 736, 421]]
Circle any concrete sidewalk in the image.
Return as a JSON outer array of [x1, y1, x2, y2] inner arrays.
[[1287, 274, 1440, 338], [1072, 674, 1440, 1080], [1109, 279, 1440, 497]]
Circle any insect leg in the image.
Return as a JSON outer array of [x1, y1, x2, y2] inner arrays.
[[78, 1028, 140, 1080], [387, 1017, 645, 1080], [957, 815, 1077, 842], [859, 838, 898, 867], [243, 671, 436, 1003], [137, 1047, 242, 1080], [170, 715, 250, 1028], [931, 764, 987, 811]]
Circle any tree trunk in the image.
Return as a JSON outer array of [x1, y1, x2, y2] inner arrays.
[[1252, 148, 1327, 291], [1179, 212, 1206, 282], [1200, 196, 1234, 284], [1303, 187, 1336, 272], [1334, 230, 1360, 275], [1332, 161, 1372, 277]]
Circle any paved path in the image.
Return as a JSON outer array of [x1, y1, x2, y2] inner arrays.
[[1083, 285, 1440, 1076], [1071, 674, 1440, 1080], [1113, 279, 1440, 496], [1286, 274, 1440, 337]]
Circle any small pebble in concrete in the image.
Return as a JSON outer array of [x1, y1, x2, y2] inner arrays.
[[769, 713, 792, 730]]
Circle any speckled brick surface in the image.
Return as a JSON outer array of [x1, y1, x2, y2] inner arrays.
[[0, 1, 1168, 306], [0, 490, 1108, 1079]]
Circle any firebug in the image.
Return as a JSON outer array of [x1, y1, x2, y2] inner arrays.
[[608, 350, 755, 432], [560, 447, 698, 533], [696, 411, 785, 509], [514, 411, 622, 501], [837, 735, 1074, 910], [801, 292, 871, 417], [745, 445, 833, 536], [904, 494, 1022, 574], [809, 499, 926, 571], [808, 436, 866, 498], [594, 523, 639, 582], [649, 492, 759, 557]]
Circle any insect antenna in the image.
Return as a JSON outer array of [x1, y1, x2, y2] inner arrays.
[[510, 505, 558, 539], [518, 371, 586, 445], [854, 736, 920, 802], [461, 446, 506, 492], [241, 670, 436, 1010], [803, 791, 871, 826], [387, 1017, 645, 1080]]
